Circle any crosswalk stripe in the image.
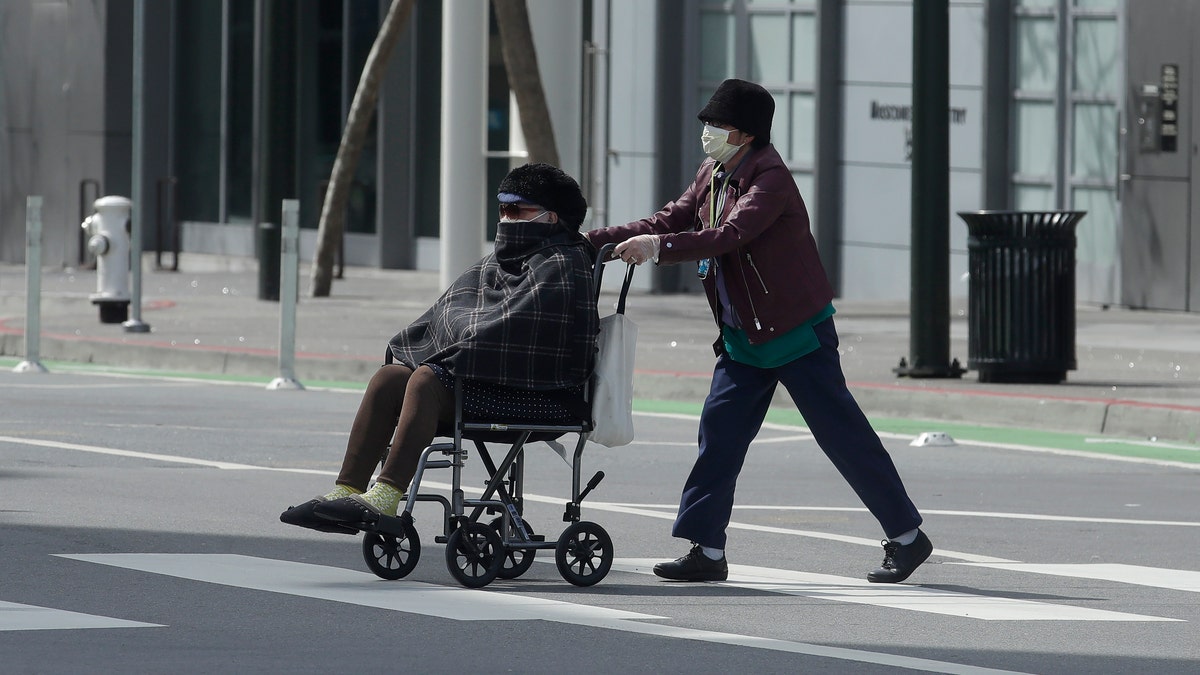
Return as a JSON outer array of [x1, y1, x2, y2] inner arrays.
[[56, 553, 1027, 674], [952, 563, 1200, 593], [0, 600, 161, 632], [56, 553, 658, 623], [612, 559, 1182, 622]]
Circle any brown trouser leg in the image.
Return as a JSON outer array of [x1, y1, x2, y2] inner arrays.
[[335, 364, 453, 492]]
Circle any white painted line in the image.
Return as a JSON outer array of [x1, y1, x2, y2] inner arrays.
[[56, 554, 1026, 674], [629, 434, 812, 448], [1085, 437, 1200, 452], [947, 438, 1200, 471], [638, 411, 1200, 471], [533, 497, 1012, 564], [605, 503, 1200, 529], [11, 369, 1198, 467], [633, 411, 811, 436], [0, 435, 333, 477], [0, 435, 264, 470], [0, 600, 161, 632], [56, 553, 658, 623], [0, 435, 1000, 562], [952, 563, 1200, 593], [612, 560, 1182, 622], [2, 435, 1184, 566]]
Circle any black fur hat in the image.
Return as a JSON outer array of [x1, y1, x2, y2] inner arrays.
[[696, 78, 774, 148], [497, 163, 588, 230]]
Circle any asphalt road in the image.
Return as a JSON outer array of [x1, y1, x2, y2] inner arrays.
[[3, 369, 1199, 674]]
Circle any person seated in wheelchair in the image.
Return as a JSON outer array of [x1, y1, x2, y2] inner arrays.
[[281, 163, 599, 532]]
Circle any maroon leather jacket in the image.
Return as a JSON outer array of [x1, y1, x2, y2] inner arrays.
[[588, 144, 834, 346]]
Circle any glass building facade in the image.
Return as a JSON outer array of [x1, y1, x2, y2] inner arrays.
[[3, 0, 1188, 310]]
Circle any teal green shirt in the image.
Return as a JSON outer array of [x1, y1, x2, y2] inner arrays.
[[721, 303, 836, 368]]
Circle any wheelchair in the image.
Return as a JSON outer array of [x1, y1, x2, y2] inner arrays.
[[353, 243, 633, 588]]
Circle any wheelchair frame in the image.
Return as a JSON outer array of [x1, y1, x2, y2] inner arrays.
[[353, 243, 632, 588]]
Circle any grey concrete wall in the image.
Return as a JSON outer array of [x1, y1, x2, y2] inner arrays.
[[1, 0, 108, 267], [838, 0, 983, 301]]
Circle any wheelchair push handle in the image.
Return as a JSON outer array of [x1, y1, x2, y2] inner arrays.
[[593, 242, 636, 314]]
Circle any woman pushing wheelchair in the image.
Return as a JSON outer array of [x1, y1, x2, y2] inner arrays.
[[281, 163, 598, 533]]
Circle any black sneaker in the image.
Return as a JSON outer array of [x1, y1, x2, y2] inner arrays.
[[279, 498, 359, 535], [312, 495, 382, 528], [867, 530, 933, 583], [653, 545, 728, 581]]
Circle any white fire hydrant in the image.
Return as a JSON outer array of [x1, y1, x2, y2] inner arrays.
[[80, 195, 132, 324]]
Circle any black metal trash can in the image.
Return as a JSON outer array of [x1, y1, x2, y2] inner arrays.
[[958, 210, 1086, 384]]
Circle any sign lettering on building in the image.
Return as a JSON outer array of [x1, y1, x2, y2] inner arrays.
[[870, 101, 968, 162], [1160, 64, 1179, 153]]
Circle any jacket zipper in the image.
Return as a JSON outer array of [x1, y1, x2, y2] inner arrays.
[[736, 251, 765, 331], [745, 252, 768, 295]]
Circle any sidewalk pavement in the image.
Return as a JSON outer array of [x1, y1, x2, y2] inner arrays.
[[3, 255, 1200, 445]]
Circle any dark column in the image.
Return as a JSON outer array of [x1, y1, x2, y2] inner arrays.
[[254, 0, 297, 301], [653, 0, 690, 293], [896, 0, 963, 378], [377, 0, 417, 269], [983, 0, 1012, 209], [814, 0, 844, 294]]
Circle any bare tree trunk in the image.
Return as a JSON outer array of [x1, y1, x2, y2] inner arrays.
[[492, 0, 559, 166], [310, 0, 414, 297]]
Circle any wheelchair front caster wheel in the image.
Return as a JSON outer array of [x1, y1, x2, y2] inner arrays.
[[555, 521, 613, 587], [445, 522, 503, 588], [362, 524, 420, 581], [489, 516, 537, 579]]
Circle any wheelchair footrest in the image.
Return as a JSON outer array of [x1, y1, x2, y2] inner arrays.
[[372, 512, 413, 538]]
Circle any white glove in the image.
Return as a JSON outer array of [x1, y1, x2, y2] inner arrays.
[[615, 234, 660, 266]]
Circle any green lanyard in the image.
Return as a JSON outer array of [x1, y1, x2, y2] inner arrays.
[[707, 167, 733, 230], [699, 167, 734, 280]]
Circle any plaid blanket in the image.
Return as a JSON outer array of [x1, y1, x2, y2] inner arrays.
[[388, 220, 598, 390]]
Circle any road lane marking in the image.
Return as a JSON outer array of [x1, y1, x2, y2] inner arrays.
[[5, 435, 1191, 565], [606, 502, 1200, 529], [3, 428, 1193, 539], [0, 435, 986, 560], [56, 553, 657, 623], [0, 435, 331, 476], [552, 497, 1013, 563], [611, 560, 1180, 622], [56, 553, 1025, 674], [8, 367, 1199, 466], [952, 563, 1200, 593], [631, 434, 813, 447], [0, 600, 161, 632]]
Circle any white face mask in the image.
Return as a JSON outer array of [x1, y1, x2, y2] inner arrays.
[[701, 124, 744, 164]]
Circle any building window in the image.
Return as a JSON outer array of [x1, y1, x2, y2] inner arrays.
[[172, 0, 379, 233], [174, 0, 222, 224], [695, 1, 817, 199], [1010, 0, 1120, 303]]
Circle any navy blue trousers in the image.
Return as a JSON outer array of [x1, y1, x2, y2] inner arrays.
[[672, 318, 923, 549]]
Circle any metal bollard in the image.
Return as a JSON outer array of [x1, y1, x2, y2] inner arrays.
[[267, 200, 304, 390], [14, 197, 49, 374]]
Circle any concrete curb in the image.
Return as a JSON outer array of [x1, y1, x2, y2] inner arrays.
[[6, 326, 1200, 445]]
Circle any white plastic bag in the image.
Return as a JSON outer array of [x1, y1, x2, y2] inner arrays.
[[588, 264, 637, 447]]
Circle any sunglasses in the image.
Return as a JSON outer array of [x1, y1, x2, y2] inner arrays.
[[499, 203, 528, 218], [498, 202, 546, 219]]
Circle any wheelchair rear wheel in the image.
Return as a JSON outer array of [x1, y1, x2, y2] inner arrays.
[[489, 516, 537, 579], [362, 524, 420, 580], [555, 521, 613, 587], [445, 522, 504, 588]]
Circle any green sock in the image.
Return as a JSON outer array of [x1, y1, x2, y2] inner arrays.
[[322, 484, 362, 501], [359, 482, 404, 517]]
